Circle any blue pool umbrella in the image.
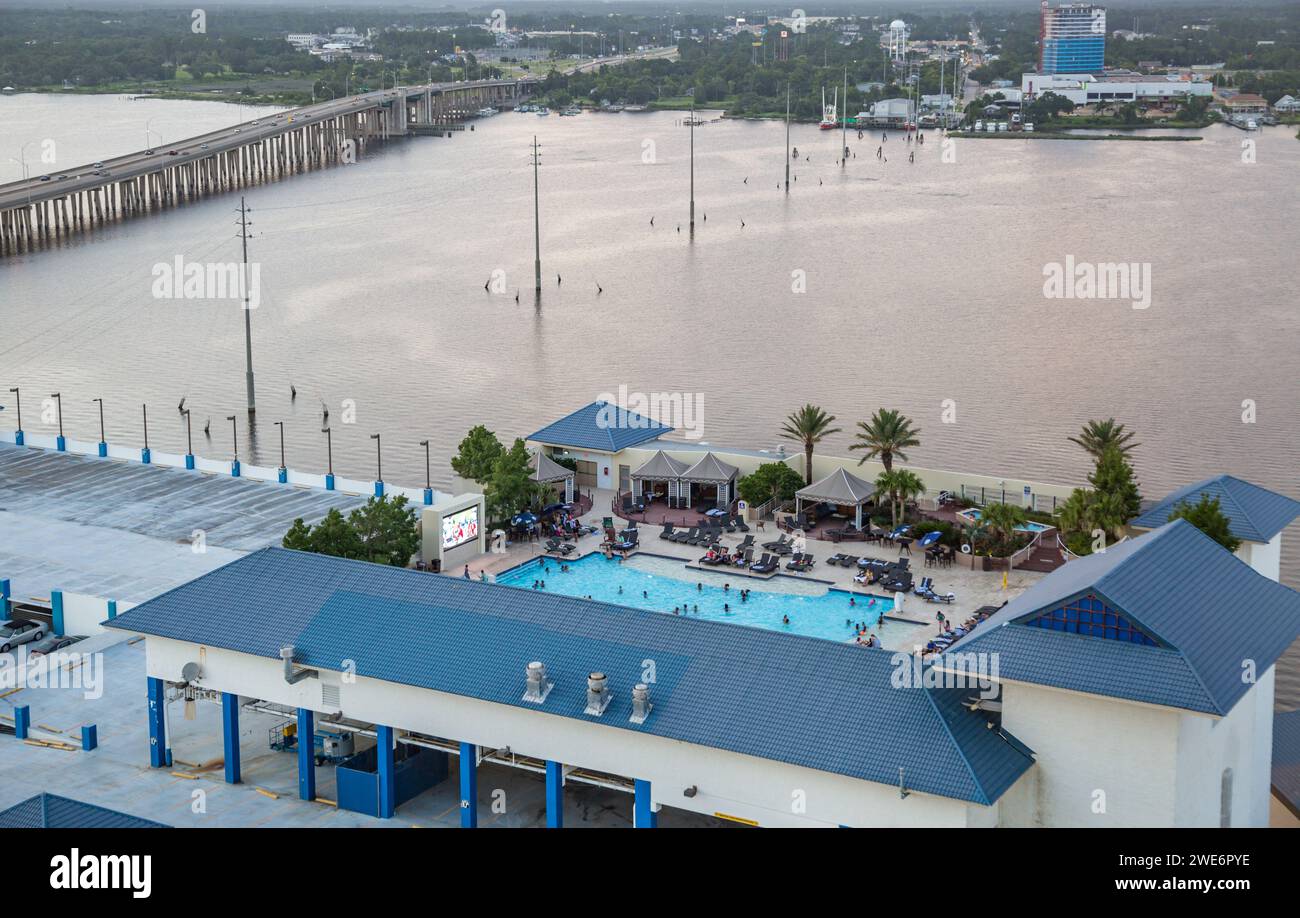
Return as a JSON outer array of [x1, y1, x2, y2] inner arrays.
[[541, 503, 567, 515], [918, 530, 942, 547], [511, 512, 538, 526]]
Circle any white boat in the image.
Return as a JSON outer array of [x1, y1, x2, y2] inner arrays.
[[477, 107, 498, 118], [536, 107, 550, 116], [819, 86, 838, 130]]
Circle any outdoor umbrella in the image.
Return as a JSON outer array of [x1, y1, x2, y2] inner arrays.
[[918, 530, 943, 547]]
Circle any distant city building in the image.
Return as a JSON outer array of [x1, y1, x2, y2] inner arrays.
[[1273, 95, 1300, 113], [856, 97, 914, 126], [1038, 2, 1107, 75]]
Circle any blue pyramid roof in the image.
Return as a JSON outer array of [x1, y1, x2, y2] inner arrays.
[[1131, 475, 1300, 544], [941, 520, 1300, 715], [526, 401, 672, 452]]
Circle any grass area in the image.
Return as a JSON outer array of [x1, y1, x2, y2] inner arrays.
[[24, 72, 314, 106], [1052, 115, 1216, 129]]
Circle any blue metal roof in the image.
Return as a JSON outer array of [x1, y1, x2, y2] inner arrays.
[[106, 548, 1033, 806], [526, 401, 673, 452], [941, 520, 1300, 715], [1274, 709, 1300, 819], [1130, 475, 1300, 544], [0, 793, 168, 829]]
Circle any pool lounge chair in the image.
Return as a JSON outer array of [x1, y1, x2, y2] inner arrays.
[[762, 533, 787, 550], [544, 539, 574, 556], [749, 553, 778, 574], [658, 523, 675, 540], [671, 527, 697, 543], [737, 534, 755, 550], [787, 553, 815, 572], [734, 548, 754, 568]]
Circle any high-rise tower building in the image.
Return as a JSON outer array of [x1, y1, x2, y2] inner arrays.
[[1038, 2, 1106, 74]]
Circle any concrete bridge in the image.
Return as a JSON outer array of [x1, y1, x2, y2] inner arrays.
[[0, 78, 536, 255]]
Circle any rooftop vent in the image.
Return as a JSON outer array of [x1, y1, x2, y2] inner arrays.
[[629, 683, 652, 724], [522, 661, 553, 704], [585, 672, 611, 716]]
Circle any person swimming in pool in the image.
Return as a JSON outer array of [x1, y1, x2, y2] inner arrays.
[[782, 615, 790, 625]]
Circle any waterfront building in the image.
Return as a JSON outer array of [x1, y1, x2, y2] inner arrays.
[[1021, 70, 1213, 106]]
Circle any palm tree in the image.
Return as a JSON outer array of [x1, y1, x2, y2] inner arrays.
[[980, 501, 1026, 545], [874, 469, 925, 529], [1069, 418, 1139, 459], [780, 404, 842, 486], [849, 408, 920, 472]]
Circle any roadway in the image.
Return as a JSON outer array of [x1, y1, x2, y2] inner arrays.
[[0, 79, 526, 211]]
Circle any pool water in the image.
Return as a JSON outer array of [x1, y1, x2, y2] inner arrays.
[[956, 509, 1051, 533], [494, 552, 896, 643]]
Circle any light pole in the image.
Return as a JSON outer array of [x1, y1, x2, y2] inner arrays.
[[141, 403, 151, 464], [145, 116, 163, 150], [50, 392, 64, 451], [7, 388, 21, 444], [419, 439, 433, 505], [182, 409, 195, 469], [274, 420, 287, 483], [532, 136, 542, 296], [322, 426, 335, 490], [226, 415, 240, 477], [688, 86, 695, 235], [370, 433, 383, 497], [92, 397, 106, 456]]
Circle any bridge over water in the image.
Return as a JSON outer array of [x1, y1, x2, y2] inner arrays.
[[0, 78, 536, 255]]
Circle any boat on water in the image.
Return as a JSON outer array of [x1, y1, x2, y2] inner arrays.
[[536, 107, 550, 116], [819, 86, 838, 130], [559, 106, 582, 116], [623, 104, 648, 113], [477, 107, 498, 118]]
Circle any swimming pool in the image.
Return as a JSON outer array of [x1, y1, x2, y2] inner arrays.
[[494, 552, 896, 643], [956, 508, 1051, 533]]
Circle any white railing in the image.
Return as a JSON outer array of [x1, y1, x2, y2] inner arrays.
[[1008, 529, 1043, 570]]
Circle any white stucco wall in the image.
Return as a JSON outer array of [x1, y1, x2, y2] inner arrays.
[[1238, 534, 1282, 583], [142, 635, 992, 827], [999, 680, 1181, 826], [1173, 666, 1275, 828]]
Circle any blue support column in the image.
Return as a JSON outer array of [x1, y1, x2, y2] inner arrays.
[[106, 599, 117, 620], [325, 473, 335, 491], [13, 430, 22, 446], [545, 760, 564, 828], [184, 454, 195, 470], [423, 487, 433, 506], [222, 693, 241, 784], [459, 742, 478, 828], [97, 441, 107, 458], [141, 447, 151, 464], [50, 590, 64, 637], [1, 579, 9, 620], [374, 480, 384, 498], [634, 779, 658, 828], [231, 460, 241, 478], [81, 724, 98, 751], [377, 725, 396, 818], [277, 467, 288, 484], [56, 435, 66, 452], [146, 677, 169, 767], [297, 708, 315, 801], [14, 705, 30, 740]]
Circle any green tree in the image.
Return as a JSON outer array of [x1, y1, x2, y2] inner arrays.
[[779, 404, 841, 485], [1088, 445, 1142, 521], [737, 461, 805, 506], [348, 494, 421, 567], [486, 438, 542, 522], [1068, 418, 1139, 459], [451, 425, 504, 484], [980, 501, 1027, 545], [875, 468, 925, 529], [1168, 494, 1241, 553], [849, 408, 920, 472]]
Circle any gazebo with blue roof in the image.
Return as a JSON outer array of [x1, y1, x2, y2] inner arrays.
[[1130, 475, 1300, 582], [526, 401, 673, 492]]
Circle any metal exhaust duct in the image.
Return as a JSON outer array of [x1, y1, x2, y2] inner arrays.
[[585, 671, 611, 716], [630, 683, 652, 724], [280, 645, 319, 685], [522, 660, 552, 703]]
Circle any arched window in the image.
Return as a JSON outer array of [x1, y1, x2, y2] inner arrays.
[[1220, 768, 1234, 828]]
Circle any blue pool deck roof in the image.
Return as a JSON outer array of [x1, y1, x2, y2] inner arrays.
[[106, 547, 1033, 806], [0, 793, 168, 829], [526, 401, 673, 453], [1130, 475, 1300, 544], [1273, 709, 1300, 820], [941, 520, 1300, 716]]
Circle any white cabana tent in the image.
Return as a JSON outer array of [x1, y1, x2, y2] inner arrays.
[[795, 467, 876, 529], [679, 452, 740, 510], [531, 450, 575, 504], [629, 449, 690, 505]]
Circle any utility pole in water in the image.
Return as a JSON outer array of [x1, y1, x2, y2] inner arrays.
[[531, 136, 541, 296], [784, 84, 791, 194], [689, 87, 696, 236], [841, 66, 848, 168], [237, 196, 256, 415]]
